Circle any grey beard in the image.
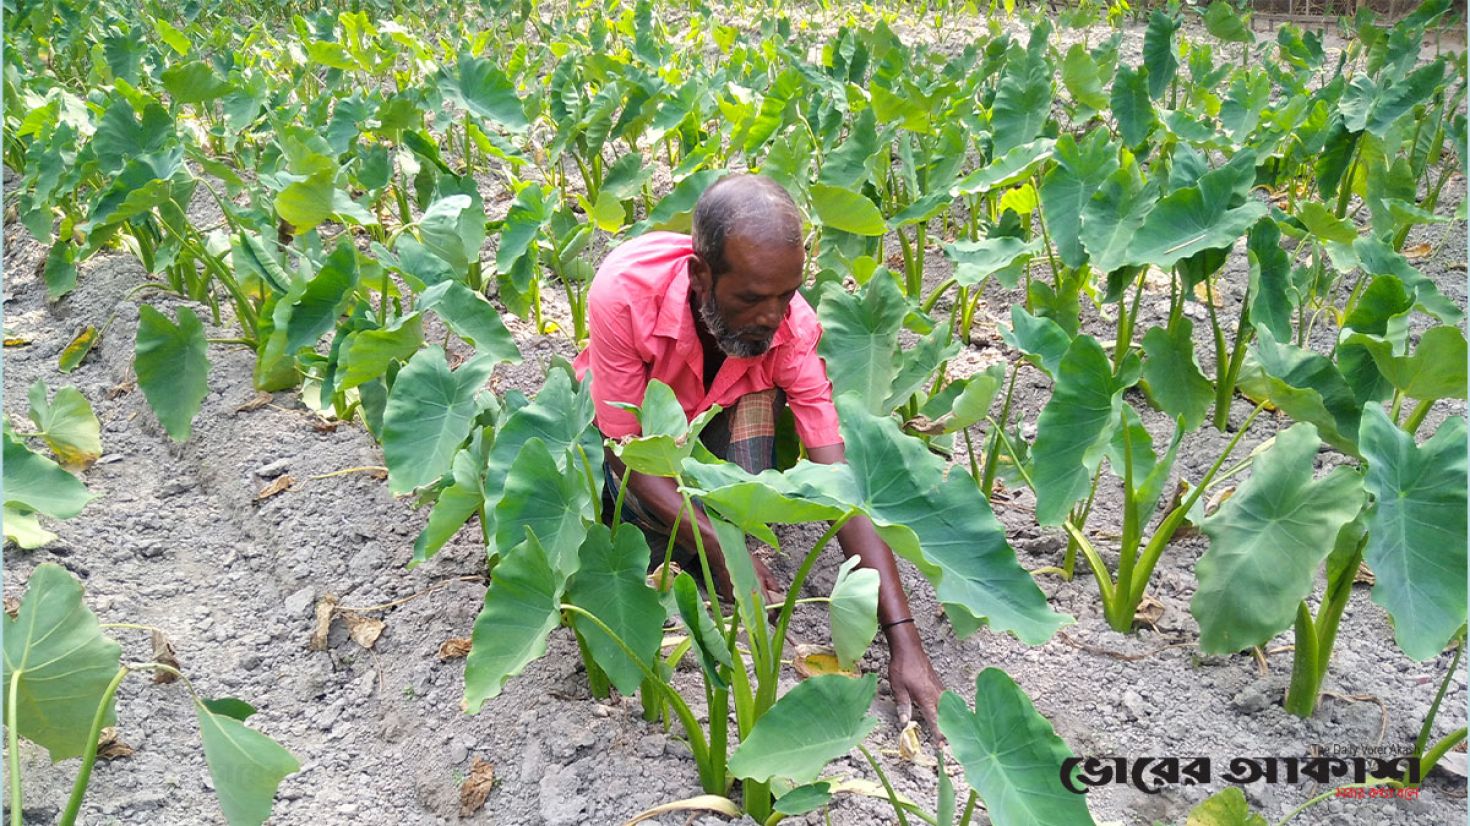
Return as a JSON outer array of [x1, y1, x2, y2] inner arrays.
[[698, 291, 774, 358]]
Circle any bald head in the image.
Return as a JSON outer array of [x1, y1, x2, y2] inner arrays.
[[691, 174, 804, 278]]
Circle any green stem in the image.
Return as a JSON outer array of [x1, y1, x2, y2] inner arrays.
[[9, 670, 23, 826], [1418, 727, 1469, 785], [1114, 273, 1145, 372], [857, 745, 914, 826], [1415, 633, 1465, 758], [760, 513, 855, 712], [1125, 403, 1266, 611], [1402, 398, 1434, 436], [59, 666, 132, 826]]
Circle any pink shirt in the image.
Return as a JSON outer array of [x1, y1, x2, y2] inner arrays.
[[571, 232, 843, 448]]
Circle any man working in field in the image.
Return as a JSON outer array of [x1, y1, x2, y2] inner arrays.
[[572, 174, 945, 731]]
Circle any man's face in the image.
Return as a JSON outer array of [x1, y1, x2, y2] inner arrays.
[[692, 233, 804, 358]]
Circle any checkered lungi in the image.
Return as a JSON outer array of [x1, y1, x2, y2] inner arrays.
[[603, 388, 783, 536]]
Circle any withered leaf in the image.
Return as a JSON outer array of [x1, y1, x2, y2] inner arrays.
[[646, 561, 682, 593], [458, 757, 495, 817], [897, 721, 924, 763], [309, 594, 339, 651], [96, 727, 134, 760], [1204, 485, 1236, 517], [792, 644, 853, 679], [342, 611, 384, 649], [4, 596, 19, 619], [438, 637, 472, 660], [1133, 593, 1166, 628], [257, 475, 294, 500], [234, 392, 273, 413], [4, 336, 31, 347], [1354, 563, 1376, 586], [1403, 242, 1433, 260], [902, 415, 949, 436], [151, 630, 180, 684]]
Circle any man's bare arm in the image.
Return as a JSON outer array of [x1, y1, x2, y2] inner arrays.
[[807, 442, 945, 735]]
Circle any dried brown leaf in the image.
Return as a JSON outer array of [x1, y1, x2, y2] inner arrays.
[[234, 392, 273, 413], [1133, 593, 1166, 628], [311, 419, 342, 434], [646, 561, 682, 593], [902, 415, 949, 436], [106, 378, 133, 399], [1204, 485, 1236, 517], [4, 336, 31, 347], [459, 757, 495, 818], [897, 721, 924, 762], [342, 611, 384, 649], [151, 630, 180, 684], [257, 475, 294, 500], [1403, 242, 1433, 260], [96, 727, 134, 760], [438, 637, 472, 660], [1354, 563, 1376, 586], [4, 596, 19, 619], [309, 594, 339, 651]]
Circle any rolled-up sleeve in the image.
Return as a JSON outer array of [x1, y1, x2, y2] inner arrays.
[[775, 333, 843, 449], [584, 290, 649, 439]]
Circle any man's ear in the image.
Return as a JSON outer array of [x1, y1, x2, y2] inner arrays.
[[688, 254, 714, 299]]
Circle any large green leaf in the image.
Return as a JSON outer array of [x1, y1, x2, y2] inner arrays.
[[1124, 152, 1266, 270], [161, 60, 233, 104], [1060, 43, 1108, 111], [991, 27, 1053, 156], [1139, 318, 1212, 433], [683, 399, 1072, 644], [816, 274, 906, 414], [196, 702, 299, 826], [481, 368, 597, 539], [1078, 160, 1154, 275], [950, 138, 1055, 197], [1203, 0, 1254, 44], [728, 674, 878, 785], [1344, 325, 1467, 402], [439, 56, 529, 133], [1358, 408, 1467, 660], [1040, 129, 1118, 269], [492, 437, 592, 574], [938, 668, 1096, 826], [1238, 330, 1362, 456], [810, 183, 886, 236], [1191, 423, 1365, 654], [2, 563, 122, 761], [381, 346, 496, 494], [943, 236, 1039, 287], [27, 381, 101, 468], [496, 183, 555, 272], [633, 169, 727, 234], [464, 532, 566, 713], [417, 194, 486, 273], [273, 170, 336, 232], [1003, 306, 1070, 378], [1031, 335, 1140, 525], [2, 429, 93, 525], [1245, 217, 1293, 342], [565, 524, 665, 695], [135, 304, 209, 442], [1110, 64, 1155, 147], [829, 556, 879, 671], [333, 313, 425, 393], [817, 109, 882, 189], [1142, 12, 1180, 100], [416, 281, 521, 363]]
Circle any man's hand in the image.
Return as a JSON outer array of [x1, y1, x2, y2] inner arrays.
[[887, 623, 945, 738]]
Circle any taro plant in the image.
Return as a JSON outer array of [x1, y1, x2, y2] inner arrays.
[[849, 669, 1097, 826], [3, 564, 298, 826], [2, 382, 101, 548], [1003, 306, 1263, 632], [1191, 409, 1467, 717]]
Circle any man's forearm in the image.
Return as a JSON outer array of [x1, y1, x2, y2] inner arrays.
[[604, 449, 730, 583]]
